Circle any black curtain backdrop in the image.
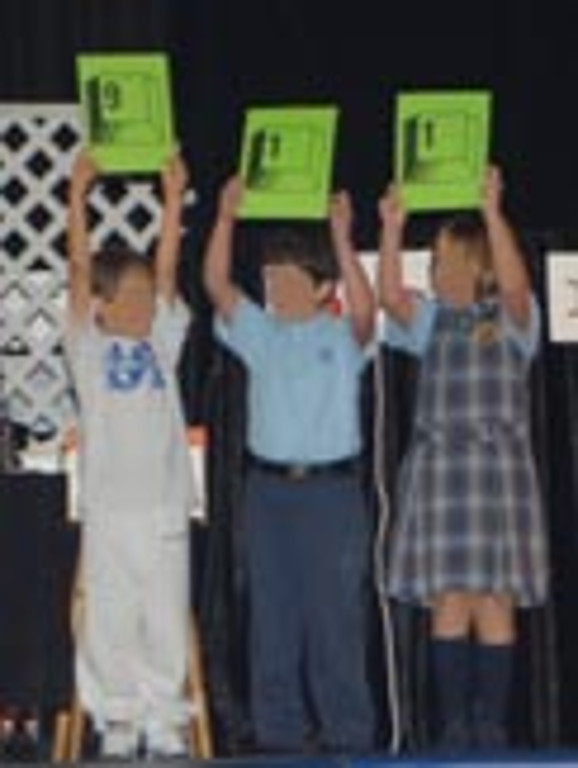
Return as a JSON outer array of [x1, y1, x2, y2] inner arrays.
[[3, 0, 578, 754], [4, 0, 578, 237]]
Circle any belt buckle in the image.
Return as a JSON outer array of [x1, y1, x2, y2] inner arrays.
[[288, 463, 308, 480]]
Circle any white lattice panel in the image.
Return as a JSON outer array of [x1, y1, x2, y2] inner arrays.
[[1, 104, 169, 435]]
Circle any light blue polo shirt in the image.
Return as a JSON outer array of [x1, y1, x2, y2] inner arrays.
[[215, 296, 367, 463], [384, 293, 541, 360]]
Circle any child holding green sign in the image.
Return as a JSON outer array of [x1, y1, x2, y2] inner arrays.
[[377, 166, 548, 752], [203, 176, 376, 754], [65, 149, 195, 759]]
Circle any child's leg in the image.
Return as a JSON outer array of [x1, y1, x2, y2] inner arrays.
[[431, 591, 475, 749], [77, 519, 143, 756], [140, 531, 190, 755], [470, 592, 515, 749], [245, 473, 307, 752], [303, 477, 375, 752]]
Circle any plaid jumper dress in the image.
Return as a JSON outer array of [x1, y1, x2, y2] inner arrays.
[[387, 299, 548, 607]]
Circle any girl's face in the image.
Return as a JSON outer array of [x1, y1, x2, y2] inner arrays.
[[96, 267, 156, 338], [263, 262, 331, 320], [431, 231, 485, 308]]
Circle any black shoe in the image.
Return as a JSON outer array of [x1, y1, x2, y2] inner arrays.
[[472, 718, 507, 751], [437, 719, 471, 753]]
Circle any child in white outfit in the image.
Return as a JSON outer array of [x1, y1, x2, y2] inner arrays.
[[65, 150, 195, 759]]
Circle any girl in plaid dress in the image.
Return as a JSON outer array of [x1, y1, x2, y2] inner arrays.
[[377, 166, 548, 751]]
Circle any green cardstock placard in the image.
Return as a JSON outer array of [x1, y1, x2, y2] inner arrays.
[[239, 106, 338, 219], [395, 91, 492, 212], [76, 53, 175, 174]]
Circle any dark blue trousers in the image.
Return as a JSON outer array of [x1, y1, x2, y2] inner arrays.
[[243, 468, 375, 752]]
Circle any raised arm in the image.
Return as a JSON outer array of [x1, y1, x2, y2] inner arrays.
[[67, 150, 98, 323], [155, 153, 189, 302], [329, 191, 375, 346], [377, 183, 415, 325], [481, 165, 532, 326], [202, 175, 243, 321]]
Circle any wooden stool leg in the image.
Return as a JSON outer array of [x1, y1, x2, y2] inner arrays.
[[51, 712, 71, 763], [66, 692, 86, 762], [65, 565, 86, 762], [187, 614, 213, 758]]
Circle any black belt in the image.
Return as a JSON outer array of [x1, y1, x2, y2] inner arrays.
[[248, 454, 360, 480]]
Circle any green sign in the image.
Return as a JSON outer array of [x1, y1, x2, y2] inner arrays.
[[395, 91, 492, 212], [239, 106, 338, 219], [76, 53, 175, 173]]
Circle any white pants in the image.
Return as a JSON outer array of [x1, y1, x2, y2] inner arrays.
[[76, 511, 190, 734]]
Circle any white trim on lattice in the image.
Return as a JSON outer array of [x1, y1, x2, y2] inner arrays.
[[0, 104, 79, 118]]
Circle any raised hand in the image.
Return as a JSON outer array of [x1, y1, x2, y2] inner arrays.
[[161, 153, 189, 201], [70, 149, 99, 198], [67, 149, 99, 319], [329, 190, 354, 243], [378, 182, 406, 236], [218, 175, 244, 222], [481, 164, 505, 219]]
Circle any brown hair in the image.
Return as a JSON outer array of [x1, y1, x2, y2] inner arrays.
[[91, 248, 154, 301], [261, 227, 338, 286], [435, 213, 497, 300]]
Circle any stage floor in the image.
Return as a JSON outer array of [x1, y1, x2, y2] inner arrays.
[[45, 752, 578, 767]]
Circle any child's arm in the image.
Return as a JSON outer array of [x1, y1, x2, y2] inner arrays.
[[377, 183, 415, 324], [155, 153, 189, 303], [67, 150, 98, 324], [329, 191, 375, 346], [481, 165, 532, 326], [202, 176, 243, 321]]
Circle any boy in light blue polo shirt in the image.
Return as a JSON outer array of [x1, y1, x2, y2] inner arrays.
[[203, 176, 376, 754]]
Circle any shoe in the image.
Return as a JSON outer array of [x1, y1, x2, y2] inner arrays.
[[145, 726, 189, 759], [471, 703, 508, 751], [101, 722, 140, 760], [436, 719, 471, 753], [472, 718, 508, 750]]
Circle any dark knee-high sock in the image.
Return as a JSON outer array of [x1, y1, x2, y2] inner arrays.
[[472, 642, 514, 747], [431, 637, 472, 745]]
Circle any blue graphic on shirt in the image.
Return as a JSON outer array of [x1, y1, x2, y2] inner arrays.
[[105, 340, 165, 391]]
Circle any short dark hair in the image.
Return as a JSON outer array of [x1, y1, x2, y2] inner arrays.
[[260, 226, 338, 285], [91, 248, 153, 301], [438, 212, 489, 248]]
